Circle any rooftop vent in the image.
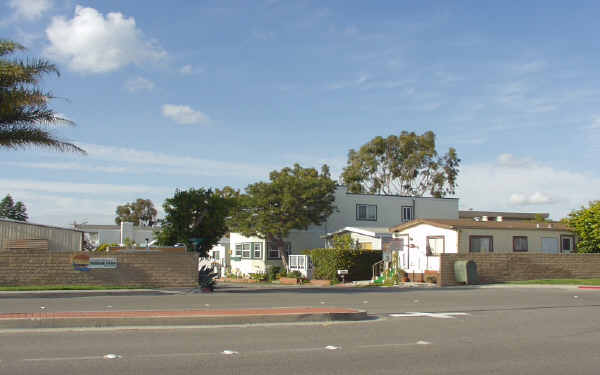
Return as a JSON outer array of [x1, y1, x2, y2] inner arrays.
[[473, 217, 480, 221], [481, 216, 488, 222], [496, 216, 503, 222]]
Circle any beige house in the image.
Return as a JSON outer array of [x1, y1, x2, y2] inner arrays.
[[322, 227, 392, 250], [385, 218, 576, 278]]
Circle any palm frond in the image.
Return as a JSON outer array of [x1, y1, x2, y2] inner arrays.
[[0, 126, 86, 154]]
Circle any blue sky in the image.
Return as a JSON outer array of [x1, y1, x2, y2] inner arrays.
[[1, 0, 600, 225]]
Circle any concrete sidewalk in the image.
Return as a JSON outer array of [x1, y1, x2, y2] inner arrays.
[[0, 307, 368, 329]]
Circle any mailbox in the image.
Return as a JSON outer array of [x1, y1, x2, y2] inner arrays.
[[337, 270, 349, 275], [454, 260, 479, 285]]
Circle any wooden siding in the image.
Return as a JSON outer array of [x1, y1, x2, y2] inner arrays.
[[0, 221, 82, 252]]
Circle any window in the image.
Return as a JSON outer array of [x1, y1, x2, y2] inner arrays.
[[267, 242, 291, 259], [241, 243, 251, 258], [541, 237, 559, 254], [561, 235, 575, 253], [402, 206, 414, 222], [426, 236, 445, 255], [356, 204, 377, 221], [253, 243, 263, 259], [269, 248, 280, 259], [234, 244, 242, 257], [513, 236, 528, 252], [469, 236, 493, 253]]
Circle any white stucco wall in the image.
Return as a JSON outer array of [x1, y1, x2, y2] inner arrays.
[[394, 224, 458, 272], [324, 187, 458, 232]]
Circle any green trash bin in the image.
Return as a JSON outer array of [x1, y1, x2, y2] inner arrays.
[[454, 260, 479, 285]]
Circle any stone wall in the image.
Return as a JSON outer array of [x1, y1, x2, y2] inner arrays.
[[0, 249, 198, 287], [439, 253, 600, 286]]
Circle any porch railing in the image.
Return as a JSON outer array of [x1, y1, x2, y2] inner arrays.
[[372, 260, 385, 281]]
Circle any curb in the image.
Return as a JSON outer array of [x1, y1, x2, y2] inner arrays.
[[0, 307, 368, 329], [578, 286, 600, 290], [0, 289, 178, 299]]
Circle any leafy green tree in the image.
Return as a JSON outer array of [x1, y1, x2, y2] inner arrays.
[[229, 164, 337, 269], [115, 198, 158, 226], [156, 188, 236, 257], [0, 40, 84, 153], [341, 131, 460, 197], [565, 201, 600, 253], [0, 194, 28, 221]]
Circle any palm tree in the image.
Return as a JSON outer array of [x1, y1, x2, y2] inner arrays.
[[0, 39, 85, 153]]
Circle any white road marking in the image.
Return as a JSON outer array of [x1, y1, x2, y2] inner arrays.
[[574, 296, 579, 299], [222, 350, 239, 355], [363, 301, 369, 304], [389, 312, 470, 319], [23, 356, 104, 362], [416, 340, 431, 345], [103, 354, 122, 359], [320, 301, 326, 304], [325, 345, 341, 350]]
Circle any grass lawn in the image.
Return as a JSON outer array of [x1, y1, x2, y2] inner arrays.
[[0, 285, 150, 291], [508, 279, 600, 286]]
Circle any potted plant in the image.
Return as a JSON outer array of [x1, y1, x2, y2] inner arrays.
[[199, 265, 218, 292], [399, 269, 410, 282]]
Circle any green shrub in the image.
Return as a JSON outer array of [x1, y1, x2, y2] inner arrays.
[[97, 243, 119, 252], [249, 272, 267, 281], [304, 248, 382, 281], [266, 266, 281, 280], [425, 275, 438, 284], [287, 270, 302, 278]]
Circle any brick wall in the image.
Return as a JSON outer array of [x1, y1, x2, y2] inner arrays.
[[439, 253, 600, 286], [0, 250, 198, 287]]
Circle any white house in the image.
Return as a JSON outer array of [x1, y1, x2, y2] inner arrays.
[[75, 222, 156, 248], [203, 236, 230, 277], [386, 218, 576, 281], [229, 186, 459, 277], [321, 226, 393, 251]]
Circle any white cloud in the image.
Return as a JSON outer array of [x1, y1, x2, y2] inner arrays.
[[509, 192, 554, 206], [9, 0, 52, 20], [161, 104, 210, 125], [585, 116, 600, 130], [44, 6, 166, 73], [326, 74, 371, 90], [496, 153, 534, 168], [179, 65, 193, 74], [0, 178, 170, 195], [178, 64, 203, 75], [457, 155, 600, 219], [79, 143, 269, 177], [124, 76, 155, 92]]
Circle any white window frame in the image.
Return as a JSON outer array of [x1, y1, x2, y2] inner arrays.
[[267, 243, 280, 259], [252, 243, 263, 259], [234, 244, 242, 257], [241, 243, 251, 259], [402, 206, 414, 222], [356, 204, 377, 221]]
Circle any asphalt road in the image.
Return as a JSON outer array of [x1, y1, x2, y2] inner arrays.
[[1, 286, 600, 374]]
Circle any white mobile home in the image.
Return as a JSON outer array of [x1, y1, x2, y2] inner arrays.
[[229, 186, 459, 277]]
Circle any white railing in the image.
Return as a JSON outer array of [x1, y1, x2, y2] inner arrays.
[[288, 255, 312, 278]]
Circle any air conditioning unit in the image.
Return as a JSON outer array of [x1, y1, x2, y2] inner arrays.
[[481, 216, 488, 222], [496, 216, 503, 222]]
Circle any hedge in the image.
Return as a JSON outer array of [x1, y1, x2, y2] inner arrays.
[[304, 248, 382, 281]]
